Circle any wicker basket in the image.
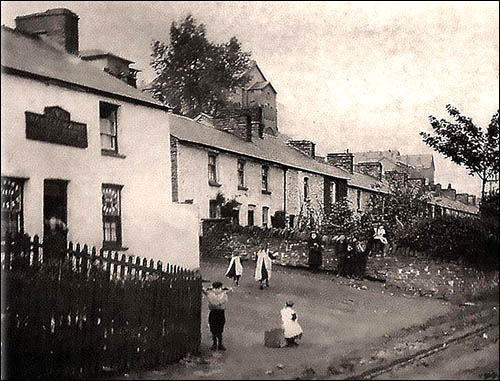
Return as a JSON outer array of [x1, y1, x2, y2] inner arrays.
[[264, 328, 284, 348]]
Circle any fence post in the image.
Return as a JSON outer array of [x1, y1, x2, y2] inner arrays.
[[32, 234, 41, 268]]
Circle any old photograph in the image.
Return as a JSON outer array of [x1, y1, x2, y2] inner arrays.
[[1, 1, 499, 379]]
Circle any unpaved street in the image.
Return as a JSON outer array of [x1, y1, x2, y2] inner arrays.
[[118, 258, 476, 380]]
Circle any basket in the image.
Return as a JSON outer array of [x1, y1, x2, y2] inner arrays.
[[264, 328, 284, 348]]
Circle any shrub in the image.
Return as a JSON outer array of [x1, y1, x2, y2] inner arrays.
[[398, 215, 498, 269], [271, 210, 287, 228]]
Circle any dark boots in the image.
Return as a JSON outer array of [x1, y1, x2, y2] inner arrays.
[[211, 334, 226, 351], [285, 338, 298, 347], [217, 334, 226, 350]]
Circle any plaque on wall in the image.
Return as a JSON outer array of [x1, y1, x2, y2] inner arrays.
[[25, 106, 88, 148]]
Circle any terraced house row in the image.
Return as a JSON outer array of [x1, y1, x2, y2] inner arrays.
[[166, 63, 479, 230], [2, 7, 478, 257]]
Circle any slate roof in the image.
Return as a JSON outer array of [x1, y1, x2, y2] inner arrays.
[[429, 194, 478, 215], [1, 26, 163, 109], [348, 171, 390, 193], [353, 150, 400, 164], [248, 80, 277, 94], [399, 154, 434, 169], [79, 49, 135, 64], [169, 114, 355, 182]]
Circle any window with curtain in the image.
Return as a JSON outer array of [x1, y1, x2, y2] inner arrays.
[[102, 184, 122, 249], [208, 153, 217, 184], [237, 160, 245, 188], [100, 102, 119, 152], [1, 177, 24, 239], [261, 165, 269, 192]]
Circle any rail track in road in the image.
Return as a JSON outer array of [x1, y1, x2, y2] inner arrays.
[[344, 322, 498, 380]]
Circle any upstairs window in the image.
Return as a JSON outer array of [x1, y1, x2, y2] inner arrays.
[[330, 181, 336, 205], [261, 165, 269, 192], [100, 102, 119, 152], [237, 160, 245, 188], [102, 184, 123, 249], [356, 189, 362, 211], [303, 177, 309, 200], [208, 153, 218, 184]]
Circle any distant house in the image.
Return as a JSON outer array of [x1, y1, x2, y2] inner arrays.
[[228, 61, 278, 136], [1, 8, 200, 269]]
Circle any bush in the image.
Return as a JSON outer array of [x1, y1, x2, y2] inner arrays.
[[271, 210, 287, 228], [398, 215, 498, 269]]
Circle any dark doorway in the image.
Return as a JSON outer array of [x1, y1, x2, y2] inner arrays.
[[247, 210, 254, 226], [43, 179, 68, 235]]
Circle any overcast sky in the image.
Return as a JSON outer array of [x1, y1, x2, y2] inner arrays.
[[2, 1, 498, 196]]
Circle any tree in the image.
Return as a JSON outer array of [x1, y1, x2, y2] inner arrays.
[[366, 180, 431, 242], [150, 15, 252, 118], [420, 105, 499, 198]]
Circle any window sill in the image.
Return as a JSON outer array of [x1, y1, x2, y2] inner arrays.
[[238, 186, 248, 191], [103, 244, 129, 251], [102, 149, 127, 159], [261, 190, 272, 195], [209, 181, 222, 187]]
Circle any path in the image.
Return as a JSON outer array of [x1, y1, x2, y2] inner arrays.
[[119, 258, 452, 379]]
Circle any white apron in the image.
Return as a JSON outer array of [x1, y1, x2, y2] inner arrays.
[[225, 256, 243, 276], [374, 227, 388, 245], [254, 249, 272, 281]]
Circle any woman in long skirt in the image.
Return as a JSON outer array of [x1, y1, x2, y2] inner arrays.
[[225, 253, 243, 286], [255, 243, 273, 289]]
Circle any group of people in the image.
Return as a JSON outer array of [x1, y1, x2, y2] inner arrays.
[[203, 223, 389, 352], [203, 242, 303, 352], [224, 243, 275, 290], [203, 282, 303, 351]]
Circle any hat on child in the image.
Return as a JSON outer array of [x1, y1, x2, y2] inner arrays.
[[285, 300, 294, 307]]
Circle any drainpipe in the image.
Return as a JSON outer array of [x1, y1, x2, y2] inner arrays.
[[283, 167, 287, 213]]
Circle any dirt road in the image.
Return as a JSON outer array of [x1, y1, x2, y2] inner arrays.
[[119, 258, 456, 380]]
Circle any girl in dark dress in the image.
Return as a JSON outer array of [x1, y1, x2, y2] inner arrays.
[[225, 253, 243, 286], [307, 231, 323, 271]]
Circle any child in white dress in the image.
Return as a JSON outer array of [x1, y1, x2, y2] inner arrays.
[[280, 301, 303, 347]]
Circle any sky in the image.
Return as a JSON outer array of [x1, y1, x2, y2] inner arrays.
[[2, 1, 498, 197]]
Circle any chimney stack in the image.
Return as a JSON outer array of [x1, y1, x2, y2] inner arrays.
[[467, 194, 477, 206], [442, 183, 456, 200], [287, 140, 316, 158], [326, 151, 354, 173], [212, 106, 263, 142], [15, 8, 79, 54], [355, 161, 383, 181], [456, 193, 469, 204]]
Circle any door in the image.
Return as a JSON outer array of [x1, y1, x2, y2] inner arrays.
[[247, 210, 254, 226], [43, 179, 68, 236]]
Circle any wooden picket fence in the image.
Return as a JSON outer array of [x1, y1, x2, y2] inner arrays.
[[1, 233, 202, 380]]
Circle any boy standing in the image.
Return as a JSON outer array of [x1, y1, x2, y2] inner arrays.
[[202, 281, 232, 351]]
